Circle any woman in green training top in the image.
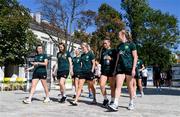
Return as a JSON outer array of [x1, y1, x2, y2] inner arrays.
[[72, 48, 82, 98], [57, 42, 73, 103], [70, 42, 96, 106], [99, 38, 116, 107], [23, 44, 50, 104], [109, 29, 138, 111]]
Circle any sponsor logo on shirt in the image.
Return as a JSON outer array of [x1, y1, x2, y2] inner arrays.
[[119, 50, 125, 55]]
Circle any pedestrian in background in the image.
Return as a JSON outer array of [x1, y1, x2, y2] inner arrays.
[[142, 66, 148, 88]]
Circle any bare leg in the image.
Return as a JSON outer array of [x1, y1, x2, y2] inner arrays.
[[138, 79, 144, 94], [109, 76, 115, 101], [133, 78, 137, 97], [114, 74, 125, 105], [75, 78, 79, 96], [87, 80, 96, 101], [29, 79, 39, 99], [126, 75, 134, 100], [100, 75, 108, 99], [74, 79, 86, 102], [59, 77, 66, 96], [41, 79, 49, 97]]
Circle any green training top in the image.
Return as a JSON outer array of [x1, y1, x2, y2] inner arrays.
[[72, 56, 82, 73], [137, 59, 143, 70], [100, 48, 116, 71], [117, 42, 136, 70], [57, 51, 71, 71], [33, 54, 48, 73], [81, 51, 95, 72]]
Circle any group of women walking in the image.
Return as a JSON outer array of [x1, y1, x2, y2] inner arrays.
[[23, 29, 142, 111]]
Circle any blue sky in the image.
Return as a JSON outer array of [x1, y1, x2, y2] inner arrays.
[[18, 0, 180, 50], [18, 0, 180, 32], [18, 0, 180, 28]]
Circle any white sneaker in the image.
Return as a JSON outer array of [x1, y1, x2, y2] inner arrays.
[[140, 92, 144, 97], [128, 103, 135, 110], [108, 103, 118, 111], [43, 97, 51, 103], [23, 98, 32, 104]]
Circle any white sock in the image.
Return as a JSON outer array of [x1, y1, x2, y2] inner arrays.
[[63, 94, 66, 97], [61, 91, 66, 97], [111, 97, 115, 102], [28, 97, 32, 101], [130, 99, 134, 104], [114, 98, 118, 105], [28, 96, 32, 100], [104, 95, 108, 100]]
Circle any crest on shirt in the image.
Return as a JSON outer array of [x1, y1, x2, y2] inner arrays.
[[39, 55, 43, 61], [125, 45, 129, 49], [62, 53, 67, 59], [85, 55, 89, 61], [58, 53, 67, 59]]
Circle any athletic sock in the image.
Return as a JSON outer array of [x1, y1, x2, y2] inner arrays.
[[104, 95, 108, 100], [111, 97, 115, 102], [130, 99, 134, 104], [114, 98, 118, 105]]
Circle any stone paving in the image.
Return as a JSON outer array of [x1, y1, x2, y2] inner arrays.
[[0, 86, 180, 117]]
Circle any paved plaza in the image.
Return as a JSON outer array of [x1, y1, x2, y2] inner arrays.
[[0, 86, 180, 117]]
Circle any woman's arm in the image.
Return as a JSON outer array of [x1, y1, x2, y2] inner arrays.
[[132, 50, 138, 77], [139, 64, 145, 72], [25, 66, 34, 72], [36, 59, 48, 66], [91, 59, 95, 73], [68, 57, 73, 76]]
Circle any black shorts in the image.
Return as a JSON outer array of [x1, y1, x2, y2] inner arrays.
[[101, 70, 113, 77], [57, 70, 69, 79], [32, 72, 47, 79], [154, 76, 161, 81], [72, 72, 81, 79], [116, 67, 132, 76], [80, 71, 94, 81], [135, 69, 142, 79]]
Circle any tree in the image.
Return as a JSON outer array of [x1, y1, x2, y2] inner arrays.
[[76, 10, 96, 32], [91, 3, 124, 57], [38, 0, 87, 51], [121, 0, 179, 70], [0, 0, 38, 76], [72, 10, 96, 44]]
